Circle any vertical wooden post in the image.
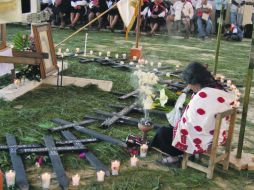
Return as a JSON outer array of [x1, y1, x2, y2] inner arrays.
[[135, 0, 142, 48], [0, 170, 3, 190], [213, 4, 224, 75], [236, 26, 254, 159]]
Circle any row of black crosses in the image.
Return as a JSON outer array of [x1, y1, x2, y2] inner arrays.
[[1, 118, 127, 190]]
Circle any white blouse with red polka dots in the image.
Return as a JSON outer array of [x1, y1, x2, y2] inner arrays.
[[172, 87, 235, 154]]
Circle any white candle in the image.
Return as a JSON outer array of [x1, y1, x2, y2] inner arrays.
[[227, 80, 232, 87], [140, 144, 148, 158], [115, 54, 119, 59], [98, 52, 102, 56], [10, 44, 14, 49], [75, 48, 80, 53], [158, 62, 162, 68], [122, 54, 127, 59], [72, 174, 80, 186], [65, 48, 69, 53], [41, 173, 51, 189], [130, 155, 138, 167], [90, 50, 93, 55], [5, 170, 15, 188], [96, 170, 105, 182], [145, 60, 148, 65], [176, 65, 180, 68], [111, 160, 120, 176], [107, 51, 111, 57], [120, 61, 124, 65], [105, 57, 109, 60], [129, 62, 134, 65], [58, 48, 62, 54], [220, 76, 225, 83], [133, 56, 137, 61], [150, 62, 154, 67], [14, 79, 21, 87], [230, 84, 236, 91], [74, 54, 78, 57], [166, 72, 171, 77]]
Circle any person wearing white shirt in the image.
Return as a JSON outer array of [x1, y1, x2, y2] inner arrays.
[[196, 0, 212, 39], [171, 0, 194, 38], [215, 0, 227, 33], [230, 0, 245, 25]]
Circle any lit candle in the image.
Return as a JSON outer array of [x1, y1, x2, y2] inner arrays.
[[58, 48, 62, 54], [115, 54, 119, 59], [90, 50, 93, 55], [98, 52, 102, 56], [96, 170, 105, 182], [230, 84, 236, 91], [227, 80, 232, 87], [111, 160, 120, 176], [5, 170, 15, 188], [41, 173, 51, 189], [129, 62, 134, 65], [122, 54, 127, 59], [133, 56, 137, 61], [158, 62, 162, 68], [72, 174, 80, 186], [107, 51, 111, 57], [140, 144, 148, 158], [130, 155, 138, 167], [75, 48, 80, 54], [176, 65, 180, 68], [14, 79, 21, 87], [150, 62, 154, 67], [220, 76, 225, 83], [120, 61, 124, 65]]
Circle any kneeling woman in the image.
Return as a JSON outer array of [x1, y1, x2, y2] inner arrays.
[[151, 62, 234, 164]]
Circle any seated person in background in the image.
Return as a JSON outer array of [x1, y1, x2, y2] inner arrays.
[[54, 0, 72, 28], [171, 0, 194, 38], [136, 0, 151, 32], [223, 24, 243, 41], [196, 0, 213, 39], [147, 0, 168, 35], [88, 0, 108, 29], [107, 0, 120, 32], [70, 0, 88, 29], [151, 62, 234, 165]]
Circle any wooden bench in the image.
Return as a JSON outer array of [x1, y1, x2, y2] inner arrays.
[[182, 108, 237, 179]]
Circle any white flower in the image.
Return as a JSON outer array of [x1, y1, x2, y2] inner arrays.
[[140, 86, 154, 97], [143, 96, 154, 110], [159, 89, 168, 107]]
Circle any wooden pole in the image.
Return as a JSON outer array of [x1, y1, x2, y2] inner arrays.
[[213, 4, 224, 75], [0, 170, 3, 190], [236, 26, 254, 159], [55, 4, 118, 48], [135, 0, 142, 48]]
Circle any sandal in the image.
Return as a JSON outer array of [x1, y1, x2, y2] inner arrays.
[[156, 156, 180, 167]]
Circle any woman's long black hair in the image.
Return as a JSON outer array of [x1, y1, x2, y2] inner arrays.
[[182, 62, 224, 90]]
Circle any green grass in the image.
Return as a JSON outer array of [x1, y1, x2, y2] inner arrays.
[[0, 24, 254, 189]]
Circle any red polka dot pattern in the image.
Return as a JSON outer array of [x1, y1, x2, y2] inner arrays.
[[194, 126, 202, 132], [217, 97, 225, 103], [182, 117, 187, 123], [209, 130, 214, 135], [197, 108, 205, 115], [181, 129, 188, 136], [193, 138, 202, 145], [199, 92, 207, 98]]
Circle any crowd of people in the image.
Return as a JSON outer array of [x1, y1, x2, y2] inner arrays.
[[38, 0, 253, 40]]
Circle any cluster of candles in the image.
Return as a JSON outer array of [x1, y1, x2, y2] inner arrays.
[[218, 76, 241, 108], [56, 48, 168, 69], [3, 144, 148, 188]]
